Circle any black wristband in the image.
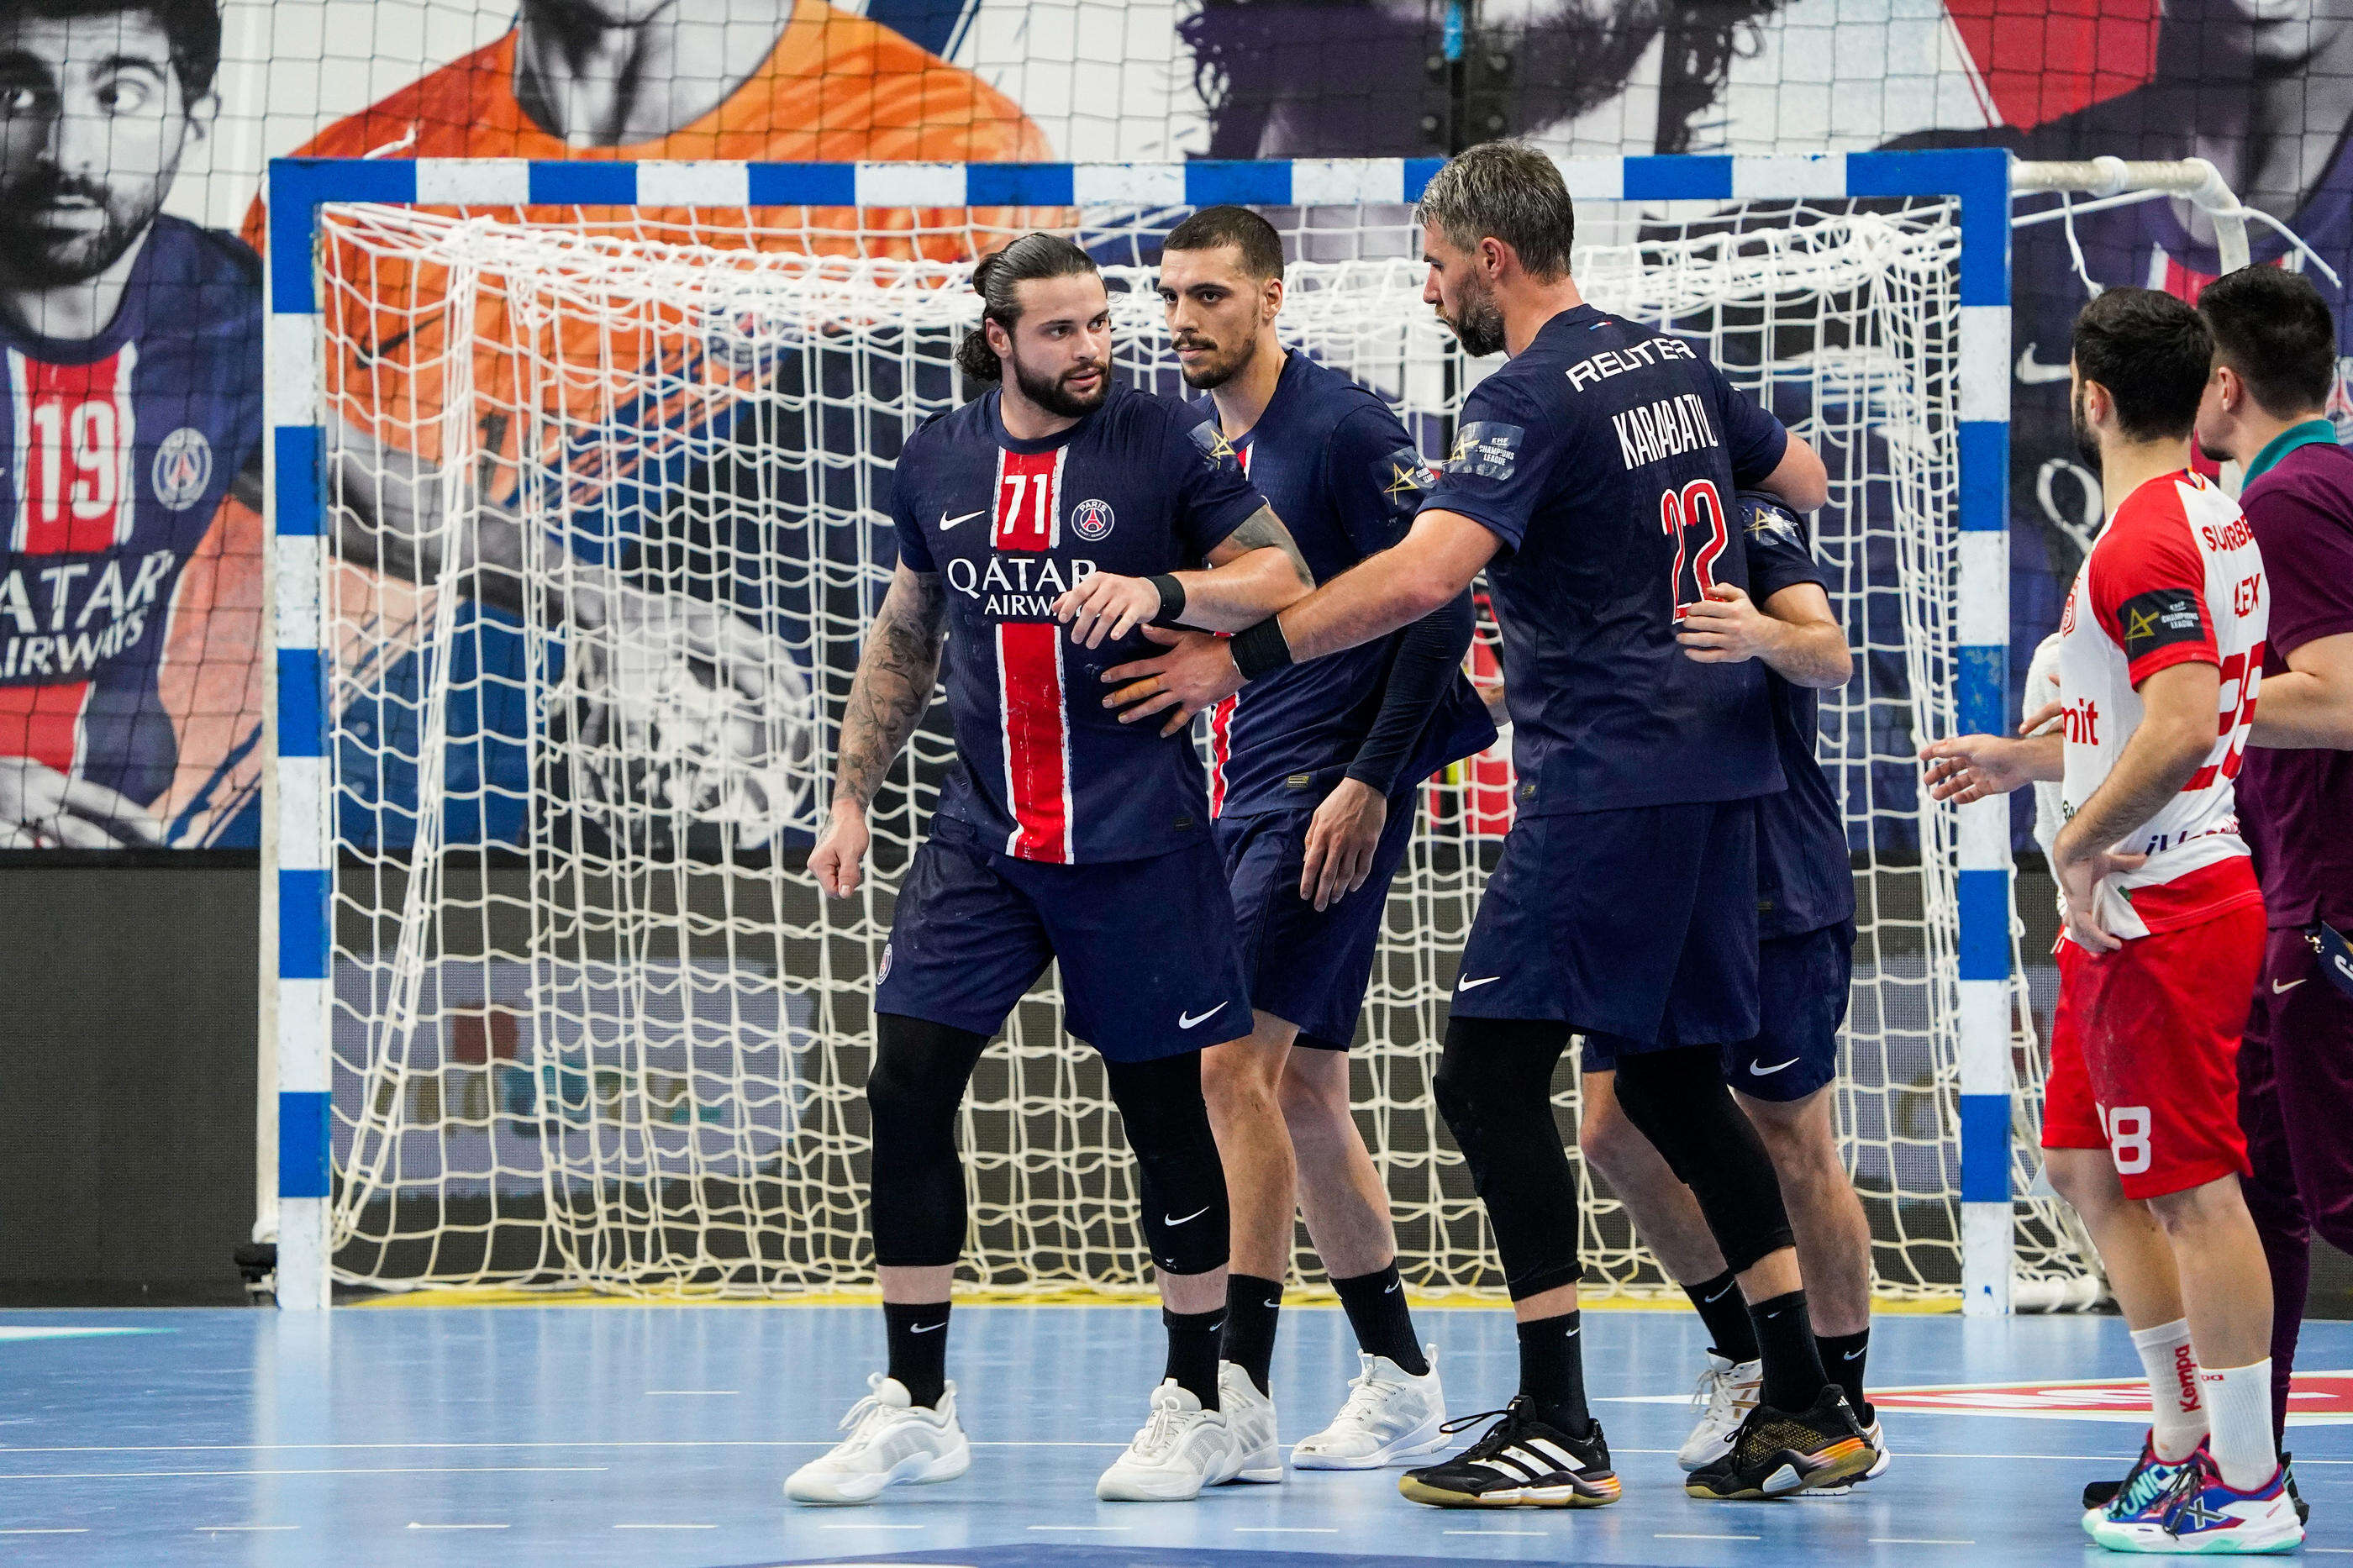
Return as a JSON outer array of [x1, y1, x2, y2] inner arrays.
[[1229, 617, 1294, 682], [1147, 573, 1187, 627]]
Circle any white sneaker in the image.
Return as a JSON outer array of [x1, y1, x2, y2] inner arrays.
[[1677, 1353, 1762, 1472], [1095, 1380, 1239, 1502], [784, 1374, 970, 1505], [1290, 1348, 1447, 1470], [1219, 1362, 1282, 1483]]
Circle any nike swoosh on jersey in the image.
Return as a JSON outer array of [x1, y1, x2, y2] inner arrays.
[[2015, 345, 2073, 385], [1456, 975, 1502, 992], [1178, 1003, 1228, 1029], [2276, 978, 2308, 994], [1749, 1056, 1802, 1076], [1165, 1205, 1212, 1226], [939, 508, 987, 529]]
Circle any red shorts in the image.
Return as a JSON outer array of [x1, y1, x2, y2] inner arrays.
[[2042, 902, 2265, 1199]]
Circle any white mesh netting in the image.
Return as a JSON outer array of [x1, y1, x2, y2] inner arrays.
[[309, 192, 2087, 1299]]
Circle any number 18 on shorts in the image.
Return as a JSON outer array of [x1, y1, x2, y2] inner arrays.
[[2041, 903, 2265, 1200]]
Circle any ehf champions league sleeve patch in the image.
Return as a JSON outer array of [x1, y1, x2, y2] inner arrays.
[[1187, 420, 1241, 471], [1377, 444, 1439, 516], [2119, 587, 2208, 662], [1447, 422, 1524, 481]]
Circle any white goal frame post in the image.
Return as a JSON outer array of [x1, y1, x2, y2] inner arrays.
[[255, 146, 2248, 1314]]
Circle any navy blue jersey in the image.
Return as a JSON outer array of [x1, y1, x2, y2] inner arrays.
[[1203, 352, 1494, 816], [1740, 495, 1855, 939], [0, 217, 263, 808], [1418, 304, 1790, 813], [889, 382, 1266, 864]]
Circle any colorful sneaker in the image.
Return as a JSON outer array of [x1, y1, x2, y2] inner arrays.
[[2082, 1433, 2203, 1539], [1218, 1362, 1282, 1483], [1396, 1397, 1619, 1508], [2094, 1450, 2304, 1554], [1291, 1349, 1447, 1470], [784, 1374, 971, 1505], [1795, 1411, 1889, 1497], [1095, 1380, 1238, 1502], [1682, 1386, 1876, 1500], [1677, 1353, 1763, 1471]]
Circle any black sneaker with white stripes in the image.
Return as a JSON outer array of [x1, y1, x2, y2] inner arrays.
[[1397, 1397, 1620, 1509]]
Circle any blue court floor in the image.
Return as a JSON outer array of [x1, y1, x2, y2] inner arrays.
[[6, 1302, 2350, 1567]]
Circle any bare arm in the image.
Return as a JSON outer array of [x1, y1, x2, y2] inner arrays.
[[1756, 435, 1829, 514], [1677, 580, 1851, 688], [2249, 631, 2353, 750], [1095, 509, 1499, 734], [2049, 660, 2219, 952], [328, 418, 532, 614], [1050, 504, 1313, 646], [808, 565, 947, 897]]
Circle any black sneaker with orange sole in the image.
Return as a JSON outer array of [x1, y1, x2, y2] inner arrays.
[[1683, 1386, 1877, 1500]]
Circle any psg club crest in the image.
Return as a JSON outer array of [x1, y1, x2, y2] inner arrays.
[[1070, 498, 1115, 541], [878, 942, 894, 986], [151, 427, 213, 512]]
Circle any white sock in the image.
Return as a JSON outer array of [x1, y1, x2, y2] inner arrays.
[[2130, 1318, 2207, 1461], [2202, 1360, 2279, 1492]]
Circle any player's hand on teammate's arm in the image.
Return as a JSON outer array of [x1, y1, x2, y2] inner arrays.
[[808, 803, 872, 899], [1101, 627, 1245, 737], [1054, 572, 1163, 650], [2050, 836, 2145, 955], [1301, 778, 1387, 911], [1677, 582, 1782, 664], [0, 759, 166, 849]]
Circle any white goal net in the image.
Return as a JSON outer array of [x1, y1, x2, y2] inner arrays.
[[309, 189, 2082, 1301]]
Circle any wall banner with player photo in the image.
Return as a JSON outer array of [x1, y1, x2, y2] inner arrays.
[[7, 0, 2348, 854]]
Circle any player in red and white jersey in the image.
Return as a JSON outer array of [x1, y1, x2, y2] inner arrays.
[[1924, 288, 2298, 1555]]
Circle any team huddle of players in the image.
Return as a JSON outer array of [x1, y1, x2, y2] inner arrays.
[[787, 139, 2353, 1554]]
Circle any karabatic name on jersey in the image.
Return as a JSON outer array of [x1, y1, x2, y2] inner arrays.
[[1415, 304, 1792, 812], [1204, 351, 1494, 816], [888, 382, 1267, 864], [2057, 468, 2268, 941], [1740, 495, 1856, 939], [0, 217, 264, 805]]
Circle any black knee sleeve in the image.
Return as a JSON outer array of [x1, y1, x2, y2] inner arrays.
[[867, 1014, 989, 1269], [1105, 1053, 1229, 1277], [1435, 1018, 1582, 1301], [1611, 1044, 1794, 1275]]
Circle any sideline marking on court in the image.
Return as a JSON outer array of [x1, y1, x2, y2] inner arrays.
[[0, 1328, 159, 1341], [196, 1525, 299, 1532], [0, 1529, 84, 1534], [0, 1464, 606, 1480]]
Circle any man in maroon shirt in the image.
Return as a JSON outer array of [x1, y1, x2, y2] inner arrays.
[[2195, 266, 2353, 1449]]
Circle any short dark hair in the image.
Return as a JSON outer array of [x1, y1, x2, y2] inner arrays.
[[2071, 287, 2214, 442], [1414, 140, 1575, 280], [1, 0, 222, 99], [2199, 266, 2339, 420], [955, 232, 1100, 383], [1162, 204, 1284, 282]]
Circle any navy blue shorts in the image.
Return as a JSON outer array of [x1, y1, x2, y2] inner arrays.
[[1451, 800, 1759, 1049], [1215, 789, 1419, 1050], [1582, 918, 1854, 1098], [875, 819, 1254, 1062]]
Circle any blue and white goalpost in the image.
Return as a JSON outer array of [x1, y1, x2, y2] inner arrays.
[[257, 148, 2098, 1313]]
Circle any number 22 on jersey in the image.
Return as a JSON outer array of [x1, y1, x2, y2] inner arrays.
[[1659, 477, 1727, 619]]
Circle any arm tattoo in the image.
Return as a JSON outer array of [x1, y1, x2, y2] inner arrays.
[[1222, 505, 1313, 588], [833, 567, 948, 812]]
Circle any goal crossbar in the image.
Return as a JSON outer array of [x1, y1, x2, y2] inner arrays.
[[260, 148, 2021, 1313]]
